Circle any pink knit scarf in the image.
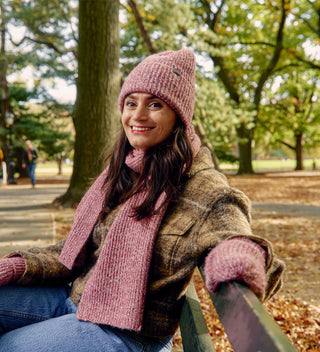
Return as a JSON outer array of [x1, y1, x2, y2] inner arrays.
[[59, 149, 169, 331]]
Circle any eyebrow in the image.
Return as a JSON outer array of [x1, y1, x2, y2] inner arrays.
[[126, 94, 159, 100]]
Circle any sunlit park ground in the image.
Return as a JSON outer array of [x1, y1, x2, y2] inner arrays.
[[222, 158, 320, 174], [34, 162, 73, 177], [33, 157, 320, 177]]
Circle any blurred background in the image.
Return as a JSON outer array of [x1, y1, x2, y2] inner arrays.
[[0, 0, 319, 197]]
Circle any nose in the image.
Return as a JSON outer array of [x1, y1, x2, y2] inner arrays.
[[131, 104, 148, 122]]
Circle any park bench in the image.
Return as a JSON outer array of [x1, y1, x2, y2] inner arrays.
[[179, 267, 297, 352]]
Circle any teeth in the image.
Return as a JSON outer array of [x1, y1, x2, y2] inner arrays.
[[132, 126, 152, 131]]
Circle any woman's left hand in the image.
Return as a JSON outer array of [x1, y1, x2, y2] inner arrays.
[[204, 238, 267, 296]]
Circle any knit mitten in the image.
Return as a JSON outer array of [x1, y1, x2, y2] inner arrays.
[[204, 238, 267, 295], [0, 256, 26, 286]]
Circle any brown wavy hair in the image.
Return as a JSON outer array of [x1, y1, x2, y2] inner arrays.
[[99, 119, 194, 220]]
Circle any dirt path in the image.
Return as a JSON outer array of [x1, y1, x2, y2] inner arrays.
[[252, 202, 320, 217], [0, 184, 68, 257]]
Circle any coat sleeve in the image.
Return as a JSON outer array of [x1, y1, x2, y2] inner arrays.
[[6, 239, 82, 286], [197, 186, 285, 301]]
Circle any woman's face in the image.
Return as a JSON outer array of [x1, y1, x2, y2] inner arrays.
[[122, 93, 177, 151]]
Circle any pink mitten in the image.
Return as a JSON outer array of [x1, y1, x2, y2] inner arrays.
[[204, 238, 267, 294], [0, 256, 26, 286]]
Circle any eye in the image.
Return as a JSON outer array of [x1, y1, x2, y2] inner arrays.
[[125, 100, 136, 108], [149, 101, 163, 109]]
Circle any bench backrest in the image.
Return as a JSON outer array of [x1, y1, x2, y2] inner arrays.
[[179, 268, 297, 352]]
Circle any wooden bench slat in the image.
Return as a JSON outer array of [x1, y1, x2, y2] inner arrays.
[[199, 267, 297, 352], [180, 280, 215, 352]]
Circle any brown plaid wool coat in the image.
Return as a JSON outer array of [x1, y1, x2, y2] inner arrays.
[[11, 147, 284, 338]]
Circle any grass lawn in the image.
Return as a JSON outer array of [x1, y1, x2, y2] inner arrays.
[[220, 158, 320, 173], [35, 162, 73, 176], [34, 158, 320, 177]]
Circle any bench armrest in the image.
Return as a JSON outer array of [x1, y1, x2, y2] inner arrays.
[[199, 266, 297, 352], [179, 267, 297, 352]]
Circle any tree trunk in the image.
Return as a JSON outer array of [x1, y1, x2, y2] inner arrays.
[[0, 2, 9, 160], [16, 147, 28, 178], [237, 123, 254, 174], [56, 0, 120, 207], [295, 133, 303, 171], [57, 159, 62, 175]]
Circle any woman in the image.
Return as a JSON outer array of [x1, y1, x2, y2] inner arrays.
[[22, 140, 38, 188], [0, 49, 284, 352]]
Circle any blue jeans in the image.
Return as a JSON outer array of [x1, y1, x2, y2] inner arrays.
[[27, 163, 36, 186], [0, 285, 173, 352]]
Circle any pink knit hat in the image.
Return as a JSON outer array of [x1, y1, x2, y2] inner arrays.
[[118, 49, 201, 153]]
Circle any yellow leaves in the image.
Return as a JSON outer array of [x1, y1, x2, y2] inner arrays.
[[266, 296, 320, 351]]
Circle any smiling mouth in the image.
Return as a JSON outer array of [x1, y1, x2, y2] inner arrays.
[[131, 126, 153, 132]]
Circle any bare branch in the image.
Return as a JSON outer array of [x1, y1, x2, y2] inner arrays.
[[229, 40, 275, 47], [212, 0, 226, 30], [203, 37, 275, 48], [306, 0, 319, 13], [120, 1, 130, 12], [210, 54, 240, 104], [59, 4, 78, 45], [8, 31, 27, 47], [287, 48, 320, 69], [293, 12, 318, 35], [276, 139, 295, 150], [305, 88, 315, 123], [198, 0, 240, 104], [254, 0, 288, 111], [8, 32, 76, 57], [127, 0, 157, 54], [272, 62, 305, 74]]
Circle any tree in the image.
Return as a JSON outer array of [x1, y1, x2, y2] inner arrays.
[[258, 71, 320, 170], [185, 0, 290, 174], [9, 83, 73, 176], [0, 0, 77, 177], [56, 0, 120, 207], [0, 0, 13, 162], [10, 0, 77, 84]]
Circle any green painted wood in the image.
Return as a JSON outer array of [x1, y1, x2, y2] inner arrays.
[[199, 267, 297, 352], [180, 280, 215, 352]]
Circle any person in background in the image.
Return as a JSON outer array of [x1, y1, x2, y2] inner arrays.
[[0, 49, 284, 352], [0, 146, 3, 166], [22, 140, 38, 188], [0, 146, 4, 182]]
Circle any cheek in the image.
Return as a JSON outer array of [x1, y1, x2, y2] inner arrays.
[[121, 114, 129, 128], [163, 115, 176, 135]]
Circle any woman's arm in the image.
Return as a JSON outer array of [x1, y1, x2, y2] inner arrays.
[[4, 239, 80, 286], [197, 188, 285, 301]]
